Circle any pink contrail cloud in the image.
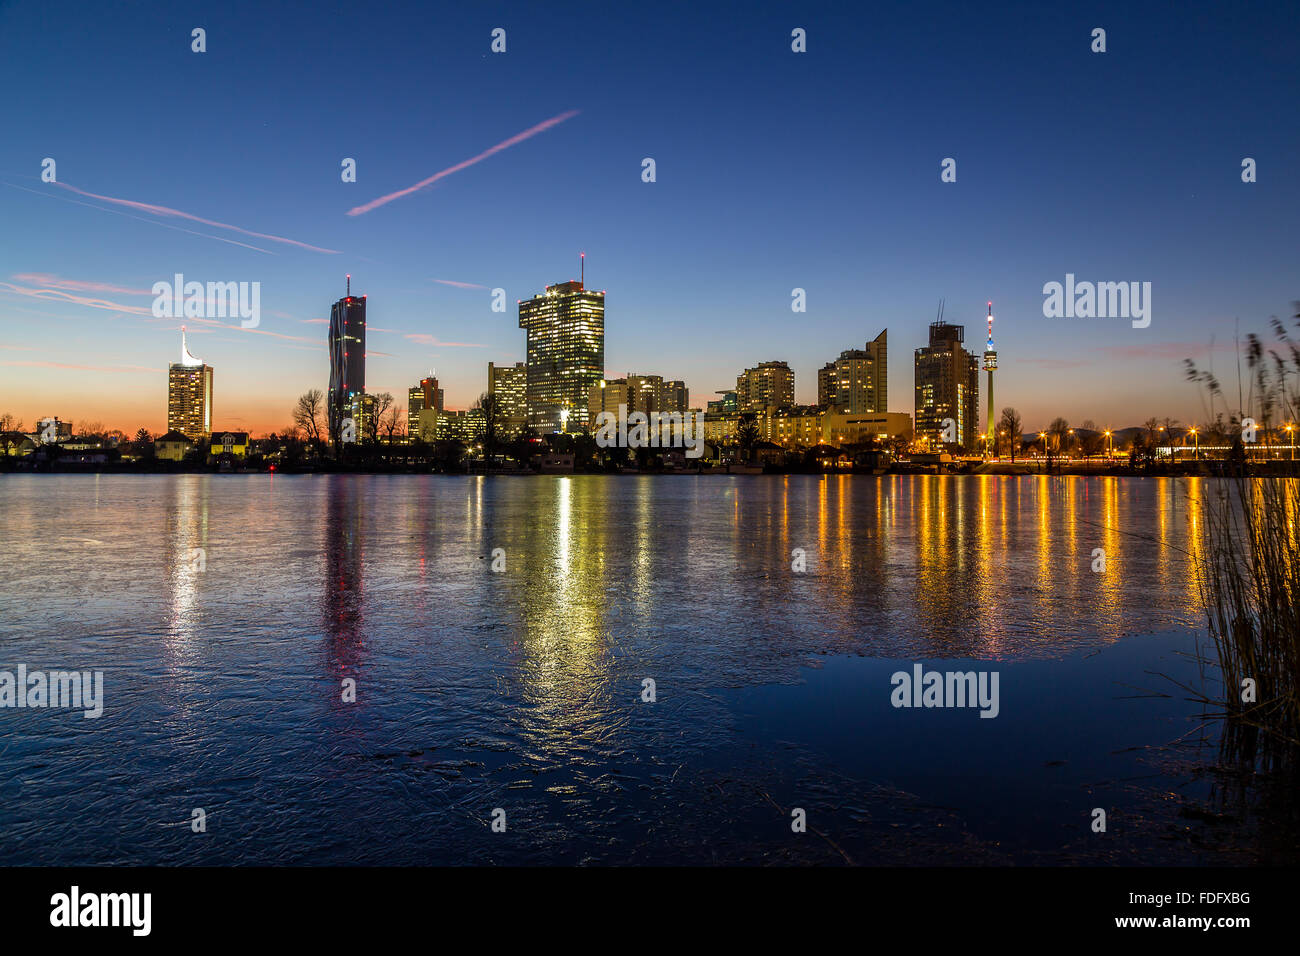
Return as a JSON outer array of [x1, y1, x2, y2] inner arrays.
[[432, 279, 488, 289], [2, 360, 157, 374], [347, 109, 580, 217], [52, 182, 341, 254], [404, 333, 487, 348], [0, 281, 152, 316], [13, 273, 154, 296]]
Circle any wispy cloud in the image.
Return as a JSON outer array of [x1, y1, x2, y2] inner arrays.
[[0, 281, 152, 316], [347, 109, 580, 216], [2, 179, 275, 253], [13, 273, 154, 296], [1100, 342, 1213, 361], [2, 360, 156, 373], [179, 314, 320, 344], [53, 181, 341, 254], [404, 332, 486, 348], [432, 279, 488, 290], [1018, 357, 1093, 370]]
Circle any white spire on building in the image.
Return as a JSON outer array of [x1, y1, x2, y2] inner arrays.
[[181, 326, 203, 367]]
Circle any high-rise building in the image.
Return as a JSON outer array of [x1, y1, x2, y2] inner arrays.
[[408, 376, 443, 438], [487, 361, 528, 431], [349, 393, 378, 442], [817, 363, 836, 408], [661, 379, 689, 413], [914, 319, 980, 450], [518, 274, 605, 434], [820, 330, 888, 413], [736, 361, 794, 412], [328, 277, 366, 445], [587, 372, 689, 424], [167, 327, 213, 440], [707, 390, 738, 415], [589, 378, 632, 422]]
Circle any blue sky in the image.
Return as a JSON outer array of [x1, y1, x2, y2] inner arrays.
[[1, 0, 1297, 433]]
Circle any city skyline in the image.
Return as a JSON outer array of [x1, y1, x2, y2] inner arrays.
[[5, 276, 1297, 440], [2, 2, 1297, 434]]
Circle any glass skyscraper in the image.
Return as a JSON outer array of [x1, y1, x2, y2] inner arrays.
[[518, 279, 604, 433], [328, 283, 366, 445]]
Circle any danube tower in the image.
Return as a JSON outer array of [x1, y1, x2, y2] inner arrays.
[[983, 302, 997, 452]]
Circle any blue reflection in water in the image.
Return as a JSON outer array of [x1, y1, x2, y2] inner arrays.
[[0, 474, 1263, 865]]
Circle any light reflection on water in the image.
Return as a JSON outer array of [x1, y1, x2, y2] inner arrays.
[[0, 474, 1214, 864]]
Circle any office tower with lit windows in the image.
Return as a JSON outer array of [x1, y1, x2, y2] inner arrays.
[[660, 379, 689, 413], [407, 376, 444, 437], [167, 327, 213, 440], [819, 329, 888, 413], [914, 318, 980, 450], [487, 361, 528, 431], [518, 273, 604, 433], [349, 393, 378, 443], [328, 277, 366, 445], [817, 363, 836, 408], [587, 372, 689, 424], [736, 361, 794, 412]]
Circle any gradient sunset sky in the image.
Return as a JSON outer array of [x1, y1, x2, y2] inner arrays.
[[1, 0, 1297, 435]]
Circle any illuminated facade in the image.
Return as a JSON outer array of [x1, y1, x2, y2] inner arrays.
[[707, 391, 737, 414], [328, 279, 366, 445], [518, 279, 605, 433], [818, 329, 888, 413], [167, 327, 213, 440], [349, 393, 378, 442], [736, 361, 794, 412], [408, 376, 444, 438], [914, 320, 980, 450], [487, 361, 528, 431], [588, 372, 691, 426]]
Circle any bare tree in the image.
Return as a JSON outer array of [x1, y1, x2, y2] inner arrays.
[[475, 392, 505, 461], [998, 407, 1022, 461], [1078, 419, 1103, 457], [293, 389, 325, 448], [367, 392, 394, 445], [380, 402, 405, 452], [0, 413, 23, 457], [1048, 417, 1071, 455]]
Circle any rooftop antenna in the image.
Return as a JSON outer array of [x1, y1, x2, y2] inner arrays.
[[580, 252, 585, 289], [936, 298, 946, 323], [346, 274, 351, 297]]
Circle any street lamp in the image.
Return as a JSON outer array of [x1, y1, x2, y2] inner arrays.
[[1189, 427, 1198, 460], [1287, 423, 1294, 462], [1104, 430, 1112, 459]]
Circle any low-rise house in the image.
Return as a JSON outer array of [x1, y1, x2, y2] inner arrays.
[[155, 430, 195, 462]]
